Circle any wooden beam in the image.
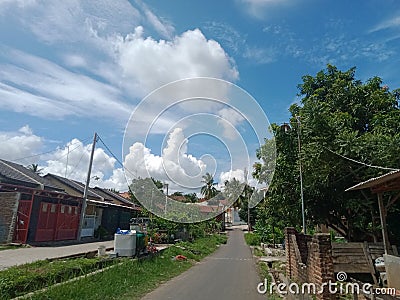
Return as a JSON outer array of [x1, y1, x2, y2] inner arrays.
[[377, 193, 390, 255]]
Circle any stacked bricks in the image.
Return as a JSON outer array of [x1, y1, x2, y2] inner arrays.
[[0, 192, 20, 243], [285, 228, 336, 300]]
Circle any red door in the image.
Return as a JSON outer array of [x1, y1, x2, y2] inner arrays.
[[35, 202, 57, 242], [55, 205, 79, 240], [13, 200, 33, 243]]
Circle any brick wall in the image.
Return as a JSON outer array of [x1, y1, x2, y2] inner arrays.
[[285, 227, 336, 300], [0, 192, 20, 243]]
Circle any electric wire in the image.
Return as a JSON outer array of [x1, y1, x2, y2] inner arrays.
[[11, 136, 92, 162], [96, 134, 137, 179], [324, 147, 399, 171]]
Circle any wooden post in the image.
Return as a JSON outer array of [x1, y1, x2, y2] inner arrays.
[[377, 193, 390, 255]]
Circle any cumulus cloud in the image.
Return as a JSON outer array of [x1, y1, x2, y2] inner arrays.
[[124, 127, 207, 191], [0, 1, 239, 123], [115, 27, 239, 97], [0, 125, 43, 162]]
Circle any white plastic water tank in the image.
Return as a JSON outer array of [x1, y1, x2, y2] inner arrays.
[[114, 232, 136, 257]]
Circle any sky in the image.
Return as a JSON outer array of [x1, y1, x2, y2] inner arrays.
[[0, 0, 399, 194]]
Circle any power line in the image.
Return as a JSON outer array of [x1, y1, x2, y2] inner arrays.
[[96, 134, 137, 179], [324, 147, 399, 171], [12, 136, 92, 162]]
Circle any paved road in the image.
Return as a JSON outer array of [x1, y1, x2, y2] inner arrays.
[[0, 240, 113, 270], [142, 228, 265, 300]]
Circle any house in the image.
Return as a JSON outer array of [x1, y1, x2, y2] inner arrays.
[[44, 173, 140, 238], [0, 159, 82, 244]]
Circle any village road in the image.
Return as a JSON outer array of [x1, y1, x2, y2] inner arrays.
[[141, 228, 265, 300]]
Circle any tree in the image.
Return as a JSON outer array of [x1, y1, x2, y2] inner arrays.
[[27, 163, 43, 175], [223, 178, 245, 208], [201, 172, 218, 200], [254, 65, 400, 242], [184, 193, 198, 203], [237, 184, 257, 227]]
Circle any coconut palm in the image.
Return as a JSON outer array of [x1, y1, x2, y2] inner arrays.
[[27, 163, 43, 175], [201, 172, 218, 200]]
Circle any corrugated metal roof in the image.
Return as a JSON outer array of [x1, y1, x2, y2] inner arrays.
[[0, 159, 61, 190], [93, 187, 135, 206], [346, 169, 400, 192], [44, 173, 101, 199]]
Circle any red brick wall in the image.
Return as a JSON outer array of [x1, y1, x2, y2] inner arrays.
[[0, 192, 20, 243], [285, 227, 336, 300]]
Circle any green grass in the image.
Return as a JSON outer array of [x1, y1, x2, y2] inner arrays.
[[0, 257, 117, 299], [18, 234, 227, 300], [244, 232, 261, 246], [257, 261, 281, 300], [0, 244, 25, 251]]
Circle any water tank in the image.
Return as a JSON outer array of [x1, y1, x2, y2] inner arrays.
[[114, 232, 136, 257]]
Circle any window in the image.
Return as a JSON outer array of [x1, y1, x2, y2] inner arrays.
[[42, 203, 48, 213], [68, 206, 72, 214], [51, 204, 56, 213], [60, 205, 65, 214]]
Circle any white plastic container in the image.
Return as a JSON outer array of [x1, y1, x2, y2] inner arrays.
[[98, 245, 106, 256], [114, 232, 136, 257]]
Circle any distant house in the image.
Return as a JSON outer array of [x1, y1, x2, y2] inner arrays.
[[44, 174, 140, 238], [0, 159, 82, 244]]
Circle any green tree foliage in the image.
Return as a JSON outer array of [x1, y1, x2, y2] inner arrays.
[[27, 163, 43, 175], [201, 172, 218, 200], [184, 193, 198, 203], [255, 65, 400, 242]]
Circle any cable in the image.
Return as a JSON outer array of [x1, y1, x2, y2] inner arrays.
[[12, 136, 92, 162], [324, 147, 399, 171], [96, 134, 137, 179], [67, 148, 86, 178]]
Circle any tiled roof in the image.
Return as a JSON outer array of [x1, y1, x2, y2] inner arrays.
[[0, 159, 61, 190]]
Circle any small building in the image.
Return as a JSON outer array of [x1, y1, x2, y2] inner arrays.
[[44, 174, 140, 238], [0, 159, 82, 244]]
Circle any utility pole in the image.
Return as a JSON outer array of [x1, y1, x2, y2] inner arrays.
[[77, 132, 97, 241], [296, 116, 306, 234]]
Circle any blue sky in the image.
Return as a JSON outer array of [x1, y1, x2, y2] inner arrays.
[[0, 0, 399, 193]]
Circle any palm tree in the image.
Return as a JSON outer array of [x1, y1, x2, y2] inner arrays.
[[201, 172, 218, 200], [27, 163, 43, 175]]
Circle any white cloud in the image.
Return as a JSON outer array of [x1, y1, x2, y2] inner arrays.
[[370, 15, 400, 33], [0, 125, 43, 162], [123, 128, 208, 191], [134, 0, 174, 39], [243, 46, 277, 64], [0, 49, 133, 120], [115, 27, 239, 97], [41, 138, 116, 183], [0, 2, 238, 125], [239, 0, 291, 19], [219, 168, 259, 190], [0, 126, 129, 191], [217, 107, 245, 140]]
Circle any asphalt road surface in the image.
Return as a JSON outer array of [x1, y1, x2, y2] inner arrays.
[[141, 228, 265, 300]]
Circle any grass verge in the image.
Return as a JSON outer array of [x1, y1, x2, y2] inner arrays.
[[0, 257, 117, 299], [12, 234, 227, 300]]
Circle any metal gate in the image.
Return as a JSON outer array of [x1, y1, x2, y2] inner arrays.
[[13, 199, 33, 244]]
